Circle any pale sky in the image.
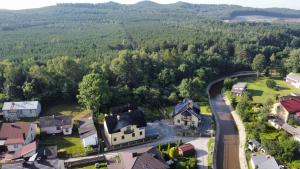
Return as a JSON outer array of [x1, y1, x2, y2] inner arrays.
[[0, 0, 300, 10]]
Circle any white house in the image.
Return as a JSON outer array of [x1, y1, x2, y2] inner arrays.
[[0, 122, 36, 152], [78, 118, 98, 147], [172, 99, 201, 129], [286, 72, 300, 88], [2, 101, 41, 121], [103, 106, 147, 146], [251, 154, 280, 169], [39, 115, 73, 135], [231, 82, 247, 96]]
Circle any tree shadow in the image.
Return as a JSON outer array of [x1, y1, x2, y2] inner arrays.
[[247, 89, 263, 96]]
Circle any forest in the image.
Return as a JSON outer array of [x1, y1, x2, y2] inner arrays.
[[0, 2, 300, 114]]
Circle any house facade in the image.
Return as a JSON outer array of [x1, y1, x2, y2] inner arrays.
[[271, 96, 300, 123], [39, 115, 73, 135], [172, 99, 201, 129], [2, 101, 41, 121], [231, 82, 247, 96], [0, 122, 36, 152], [78, 118, 98, 147], [103, 106, 147, 146], [286, 72, 300, 88]]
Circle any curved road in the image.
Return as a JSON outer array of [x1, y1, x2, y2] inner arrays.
[[208, 71, 257, 169], [210, 82, 240, 169]]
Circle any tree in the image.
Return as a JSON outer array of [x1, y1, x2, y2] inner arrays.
[[284, 49, 300, 73], [251, 54, 267, 74], [266, 79, 277, 89], [178, 77, 204, 101], [223, 78, 238, 90], [22, 81, 35, 99], [77, 73, 111, 115]]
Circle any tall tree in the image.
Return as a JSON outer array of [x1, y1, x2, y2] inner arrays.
[[77, 73, 111, 115], [252, 54, 267, 74]]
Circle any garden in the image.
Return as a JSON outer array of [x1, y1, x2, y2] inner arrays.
[[158, 142, 197, 169]]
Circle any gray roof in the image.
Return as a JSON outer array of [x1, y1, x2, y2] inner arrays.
[[2, 101, 40, 111], [39, 115, 72, 128], [2, 159, 65, 169], [251, 154, 280, 169], [232, 82, 247, 89], [78, 119, 98, 139], [249, 138, 261, 148], [172, 99, 201, 119], [287, 72, 300, 82]]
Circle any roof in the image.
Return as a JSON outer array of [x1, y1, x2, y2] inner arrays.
[[232, 82, 247, 89], [251, 154, 280, 169], [249, 138, 261, 148], [2, 101, 39, 111], [39, 115, 72, 128], [282, 123, 300, 136], [37, 146, 57, 159], [108, 146, 169, 169], [4, 141, 37, 160], [287, 72, 300, 82], [172, 99, 200, 119], [105, 109, 147, 134], [178, 143, 195, 152], [0, 122, 32, 145], [1, 159, 65, 169], [78, 119, 98, 139], [280, 97, 300, 113]]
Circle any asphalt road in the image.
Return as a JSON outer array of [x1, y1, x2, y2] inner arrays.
[[209, 82, 240, 169]]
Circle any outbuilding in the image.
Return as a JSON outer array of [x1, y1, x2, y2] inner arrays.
[[178, 143, 195, 156]]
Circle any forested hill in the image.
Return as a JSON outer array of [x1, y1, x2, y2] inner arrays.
[[0, 1, 300, 124]]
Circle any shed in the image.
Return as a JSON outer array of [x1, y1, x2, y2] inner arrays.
[[178, 143, 195, 156]]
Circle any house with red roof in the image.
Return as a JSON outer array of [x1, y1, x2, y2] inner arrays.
[[272, 96, 300, 123], [0, 122, 36, 152]]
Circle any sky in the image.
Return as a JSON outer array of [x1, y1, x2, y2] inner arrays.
[[0, 0, 300, 10]]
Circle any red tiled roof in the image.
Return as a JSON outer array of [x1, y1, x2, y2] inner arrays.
[[0, 122, 32, 145], [5, 138, 24, 145], [280, 98, 300, 113], [20, 141, 36, 156], [179, 143, 195, 152]]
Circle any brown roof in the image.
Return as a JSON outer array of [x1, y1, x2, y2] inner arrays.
[[179, 143, 195, 153], [0, 122, 32, 145], [108, 147, 169, 169], [39, 115, 72, 128]]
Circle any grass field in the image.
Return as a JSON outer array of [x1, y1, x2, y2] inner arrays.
[[42, 103, 91, 121], [39, 134, 86, 157], [239, 76, 300, 103]]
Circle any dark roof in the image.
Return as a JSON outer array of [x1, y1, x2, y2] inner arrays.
[[172, 99, 200, 118], [0, 122, 32, 144], [105, 109, 146, 134], [38, 146, 57, 159], [39, 115, 72, 128], [78, 119, 98, 139], [1, 159, 65, 169], [280, 98, 300, 113], [109, 104, 138, 115], [108, 147, 169, 169]]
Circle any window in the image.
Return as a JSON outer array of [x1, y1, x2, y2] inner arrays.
[[122, 135, 125, 139], [140, 131, 143, 136], [132, 133, 135, 137], [177, 119, 180, 123], [56, 126, 60, 130], [14, 145, 18, 148], [65, 128, 69, 132], [113, 138, 117, 142]]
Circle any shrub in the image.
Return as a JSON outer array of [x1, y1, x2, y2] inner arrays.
[[169, 147, 178, 159], [266, 79, 277, 89]]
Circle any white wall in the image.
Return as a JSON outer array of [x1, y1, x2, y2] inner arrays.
[[82, 134, 98, 147], [173, 113, 199, 128]]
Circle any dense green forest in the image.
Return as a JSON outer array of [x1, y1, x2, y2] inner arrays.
[[0, 2, 300, 114]]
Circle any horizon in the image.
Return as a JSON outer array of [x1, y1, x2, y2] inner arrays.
[[0, 0, 300, 10]]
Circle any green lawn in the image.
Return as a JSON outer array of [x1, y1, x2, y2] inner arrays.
[[240, 77, 300, 103], [42, 103, 91, 121], [207, 137, 215, 169], [39, 134, 86, 157]]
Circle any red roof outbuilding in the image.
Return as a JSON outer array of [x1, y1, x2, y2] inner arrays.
[[280, 98, 300, 113], [178, 143, 195, 156]]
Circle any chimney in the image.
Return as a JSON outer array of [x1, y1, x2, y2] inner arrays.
[[117, 115, 120, 120], [128, 109, 132, 113]]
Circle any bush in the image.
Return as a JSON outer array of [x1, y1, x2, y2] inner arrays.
[[223, 78, 238, 90], [169, 147, 178, 159], [266, 79, 277, 89]]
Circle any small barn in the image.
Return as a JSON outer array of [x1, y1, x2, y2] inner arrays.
[[178, 143, 195, 156]]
